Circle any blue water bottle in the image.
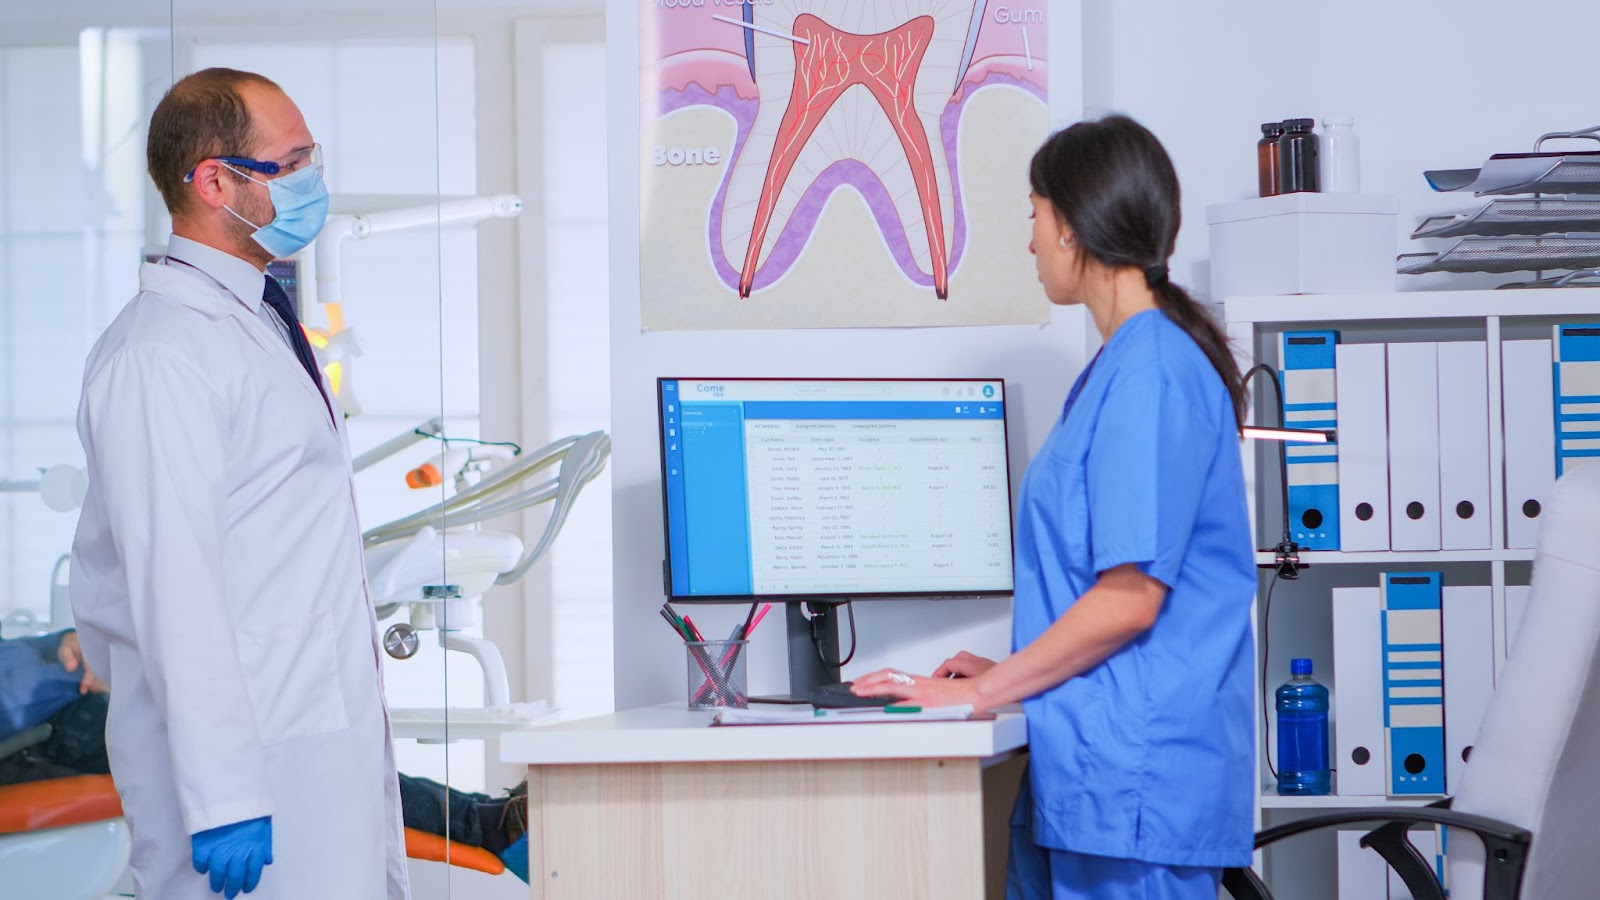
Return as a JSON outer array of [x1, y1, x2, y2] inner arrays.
[[1276, 658, 1331, 795]]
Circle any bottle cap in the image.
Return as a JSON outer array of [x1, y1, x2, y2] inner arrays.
[[1322, 116, 1354, 127], [1291, 658, 1313, 676], [1284, 118, 1315, 132], [1261, 121, 1284, 136]]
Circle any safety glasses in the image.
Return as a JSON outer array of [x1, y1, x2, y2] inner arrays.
[[184, 143, 322, 183]]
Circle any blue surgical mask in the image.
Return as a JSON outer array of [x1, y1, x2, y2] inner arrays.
[[222, 162, 330, 258]]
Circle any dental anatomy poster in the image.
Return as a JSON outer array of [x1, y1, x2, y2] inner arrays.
[[641, 0, 1052, 330]]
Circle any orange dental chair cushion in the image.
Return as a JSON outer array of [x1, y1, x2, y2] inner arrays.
[[0, 774, 122, 834], [403, 827, 506, 875]]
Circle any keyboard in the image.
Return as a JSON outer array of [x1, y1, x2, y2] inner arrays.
[[808, 681, 894, 709]]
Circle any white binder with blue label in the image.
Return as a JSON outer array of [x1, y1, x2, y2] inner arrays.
[[1554, 324, 1600, 477], [1280, 331, 1340, 549], [1382, 571, 1444, 795]]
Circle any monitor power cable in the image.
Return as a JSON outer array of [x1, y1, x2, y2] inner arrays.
[[810, 600, 858, 668]]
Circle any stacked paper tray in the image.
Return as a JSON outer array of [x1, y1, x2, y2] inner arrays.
[[1412, 198, 1600, 239], [1397, 235, 1600, 275], [1493, 269, 1600, 289], [1424, 155, 1600, 196]]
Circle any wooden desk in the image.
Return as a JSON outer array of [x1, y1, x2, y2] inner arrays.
[[500, 704, 1029, 900]]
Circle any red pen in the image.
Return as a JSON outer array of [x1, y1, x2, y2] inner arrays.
[[744, 602, 773, 638], [682, 615, 706, 642]]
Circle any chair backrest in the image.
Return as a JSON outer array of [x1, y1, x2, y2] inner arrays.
[[1450, 463, 1600, 900]]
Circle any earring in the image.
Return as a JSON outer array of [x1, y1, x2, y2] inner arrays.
[[1058, 236, 1071, 249]]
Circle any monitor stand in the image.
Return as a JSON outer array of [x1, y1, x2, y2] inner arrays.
[[748, 600, 844, 705]]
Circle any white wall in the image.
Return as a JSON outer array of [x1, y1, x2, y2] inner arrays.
[[606, 1, 1088, 709], [1081, 0, 1600, 301]]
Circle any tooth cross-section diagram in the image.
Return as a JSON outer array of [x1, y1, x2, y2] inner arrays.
[[739, 14, 949, 299], [642, 0, 1051, 330]]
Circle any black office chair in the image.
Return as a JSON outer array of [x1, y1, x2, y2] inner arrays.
[[1224, 463, 1600, 900]]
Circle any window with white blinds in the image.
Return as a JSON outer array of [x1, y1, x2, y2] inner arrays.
[[0, 36, 152, 633], [542, 41, 614, 717]]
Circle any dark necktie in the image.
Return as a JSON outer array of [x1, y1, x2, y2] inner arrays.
[[262, 276, 335, 422]]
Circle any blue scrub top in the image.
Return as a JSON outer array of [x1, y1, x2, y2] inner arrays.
[[1011, 309, 1256, 868]]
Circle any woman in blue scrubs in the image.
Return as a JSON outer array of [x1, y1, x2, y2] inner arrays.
[[853, 115, 1256, 899]]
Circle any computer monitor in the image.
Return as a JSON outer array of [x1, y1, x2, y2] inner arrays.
[[657, 378, 1016, 700]]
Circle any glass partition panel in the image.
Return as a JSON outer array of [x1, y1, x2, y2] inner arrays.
[[1, 13, 171, 634], [167, 3, 488, 898], [0, 0, 521, 896], [1, 5, 175, 898]]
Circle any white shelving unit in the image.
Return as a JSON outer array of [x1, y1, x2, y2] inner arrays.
[[1226, 288, 1600, 898], [1255, 549, 1536, 566], [1260, 787, 1443, 810]]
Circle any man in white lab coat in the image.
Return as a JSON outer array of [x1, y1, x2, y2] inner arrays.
[[70, 68, 409, 899]]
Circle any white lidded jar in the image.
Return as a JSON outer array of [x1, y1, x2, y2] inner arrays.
[[1321, 116, 1360, 193]]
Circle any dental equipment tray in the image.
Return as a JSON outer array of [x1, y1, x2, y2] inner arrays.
[[1411, 197, 1600, 239], [1397, 234, 1600, 275]]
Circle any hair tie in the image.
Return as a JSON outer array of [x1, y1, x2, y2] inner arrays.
[[1144, 264, 1169, 288]]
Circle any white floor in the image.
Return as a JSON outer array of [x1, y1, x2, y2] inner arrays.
[[104, 859, 527, 899]]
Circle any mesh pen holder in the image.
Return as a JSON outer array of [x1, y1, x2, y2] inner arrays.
[[686, 640, 749, 710]]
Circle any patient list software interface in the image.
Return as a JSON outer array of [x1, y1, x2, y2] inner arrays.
[[660, 379, 1014, 598]]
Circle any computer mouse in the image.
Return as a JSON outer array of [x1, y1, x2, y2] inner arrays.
[[809, 681, 894, 709]]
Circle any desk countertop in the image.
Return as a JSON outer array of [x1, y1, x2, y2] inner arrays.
[[499, 703, 1028, 766]]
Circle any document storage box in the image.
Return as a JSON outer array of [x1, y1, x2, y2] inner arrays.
[[1207, 193, 1397, 300]]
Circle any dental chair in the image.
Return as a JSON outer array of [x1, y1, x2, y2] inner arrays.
[[1223, 462, 1600, 900], [0, 751, 129, 900]]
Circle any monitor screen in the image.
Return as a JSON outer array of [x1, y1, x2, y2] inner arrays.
[[658, 378, 1015, 600]]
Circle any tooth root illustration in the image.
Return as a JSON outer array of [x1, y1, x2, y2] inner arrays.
[[723, 4, 969, 300]]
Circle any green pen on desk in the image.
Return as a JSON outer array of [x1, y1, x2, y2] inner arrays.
[[815, 705, 922, 716]]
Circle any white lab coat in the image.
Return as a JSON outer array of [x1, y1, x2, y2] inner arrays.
[[69, 262, 409, 900]]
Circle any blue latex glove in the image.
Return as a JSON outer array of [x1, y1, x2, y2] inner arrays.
[[191, 816, 273, 898]]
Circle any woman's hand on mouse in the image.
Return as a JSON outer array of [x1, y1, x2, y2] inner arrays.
[[851, 666, 986, 711]]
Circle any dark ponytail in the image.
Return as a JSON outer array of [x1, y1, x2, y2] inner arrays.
[[1029, 115, 1246, 427]]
